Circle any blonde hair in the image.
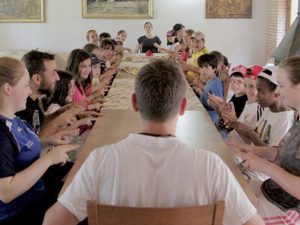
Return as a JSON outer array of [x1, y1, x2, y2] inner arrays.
[[279, 56, 300, 85], [86, 29, 97, 41], [0, 57, 25, 87]]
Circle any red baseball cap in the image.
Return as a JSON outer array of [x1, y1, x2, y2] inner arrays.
[[245, 65, 263, 80]]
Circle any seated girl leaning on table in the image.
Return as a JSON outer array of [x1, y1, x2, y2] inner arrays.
[[196, 53, 223, 124], [83, 43, 116, 86], [0, 57, 79, 225], [65, 49, 104, 110], [228, 56, 300, 225]]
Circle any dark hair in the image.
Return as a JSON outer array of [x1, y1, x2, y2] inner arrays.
[[173, 23, 185, 34], [257, 77, 277, 91], [210, 51, 224, 65], [83, 43, 100, 53], [197, 53, 218, 70], [144, 21, 153, 28], [117, 30, 126, 35], [65, 49, 92, 95], [230, 72, 244, 79], [47, 70, 74, 107], [135, 59, 186, 122], [99, 39, 115, 50], [279, 56, 300, 86], [223, 55, 229, 67], [112, 39, 123, 46], [22, 50, 55, 78], [99, 32, 111, 41]]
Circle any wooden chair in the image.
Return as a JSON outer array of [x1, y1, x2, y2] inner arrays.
[[87, 200, 225, 225]]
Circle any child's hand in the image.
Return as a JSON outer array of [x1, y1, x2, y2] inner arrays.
[[79, 110, 101, 118], [220, 102, 237, 127], [207, 94, 224, 109]]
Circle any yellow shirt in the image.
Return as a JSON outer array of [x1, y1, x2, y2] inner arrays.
[[186, 47, 209, 83]]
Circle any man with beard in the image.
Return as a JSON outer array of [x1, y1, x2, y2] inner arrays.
[[16, 50, 60, 134]]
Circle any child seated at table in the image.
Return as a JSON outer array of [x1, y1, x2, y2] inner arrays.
[[197, 53, 224, 124]]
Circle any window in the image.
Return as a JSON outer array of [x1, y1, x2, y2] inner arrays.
[[288, 0, 299, 26]]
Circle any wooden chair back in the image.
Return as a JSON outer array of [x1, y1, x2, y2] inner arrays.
[[87, 200, 225, 225]]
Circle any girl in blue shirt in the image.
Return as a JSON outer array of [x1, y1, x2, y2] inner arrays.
[[0, 57, 78, 225]]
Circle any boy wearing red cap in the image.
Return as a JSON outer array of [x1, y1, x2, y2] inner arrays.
[[222, 65, 264, 144]]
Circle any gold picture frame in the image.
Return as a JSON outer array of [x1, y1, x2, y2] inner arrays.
[[206, 0, 252, 19], [0, 0, 45, 23], [82, 0, 154, 19]]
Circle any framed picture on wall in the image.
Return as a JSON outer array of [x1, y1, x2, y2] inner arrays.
[[0, 0, 45, 22], [206, 0, 252, 19], [82, 0, 154, 19]]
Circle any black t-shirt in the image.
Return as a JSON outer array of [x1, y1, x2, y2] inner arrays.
[[137, 35, 162, 53], [230, 94, 248, 118], [0, 120, 19, 178], [218, 94, 248, 133], [16, 97, 44, 134]]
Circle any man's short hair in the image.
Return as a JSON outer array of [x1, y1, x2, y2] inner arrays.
[[135, 59, 186, 122], [22, 50, 55, 78]]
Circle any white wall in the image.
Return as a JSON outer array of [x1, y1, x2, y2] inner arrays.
[[0, 0, 267, 67]]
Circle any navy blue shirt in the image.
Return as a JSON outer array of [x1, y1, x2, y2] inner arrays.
[[0, 116, 45, 220]]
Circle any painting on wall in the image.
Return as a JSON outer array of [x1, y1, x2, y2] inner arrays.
[[82, 0, 154, 19], [206, 0, 252, 19], [0, 0, 45, 22]]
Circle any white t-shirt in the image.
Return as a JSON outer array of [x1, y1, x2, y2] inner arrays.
[[228, 101, 263, 143], [168, 42, 179, 52], [254, 108, 294, 146], [238, 102, 262, 128], [59, 134, 256, 225]]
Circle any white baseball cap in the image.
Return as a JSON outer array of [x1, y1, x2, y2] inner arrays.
[[258, 66, 278, 85]]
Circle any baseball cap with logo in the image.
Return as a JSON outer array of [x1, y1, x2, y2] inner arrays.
[[258, 66, 278, 85], [245, 65, 263, 80]]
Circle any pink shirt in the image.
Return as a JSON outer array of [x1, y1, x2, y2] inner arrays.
[[73, 85, 87, 103]]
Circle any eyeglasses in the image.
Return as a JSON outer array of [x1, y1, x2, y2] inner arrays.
[[230, 80, 244, 85]]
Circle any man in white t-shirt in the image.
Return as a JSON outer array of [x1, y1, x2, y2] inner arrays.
[[43, 60, 264, 225]]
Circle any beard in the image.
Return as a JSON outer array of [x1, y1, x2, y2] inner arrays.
[[38, 79, 54, 97]]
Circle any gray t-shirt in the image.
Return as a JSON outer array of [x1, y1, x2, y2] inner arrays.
[[261, 120, 300, 211]]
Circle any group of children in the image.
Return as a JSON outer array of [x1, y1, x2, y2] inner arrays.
[[1, 23, 300, 224]]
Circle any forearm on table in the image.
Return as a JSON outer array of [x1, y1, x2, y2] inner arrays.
[[263, 162, 300, 200]]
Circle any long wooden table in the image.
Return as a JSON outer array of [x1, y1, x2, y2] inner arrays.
[[60, 71, 256, 204]]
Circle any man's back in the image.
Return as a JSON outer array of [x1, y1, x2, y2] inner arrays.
[[59, 134, 256, 225]]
